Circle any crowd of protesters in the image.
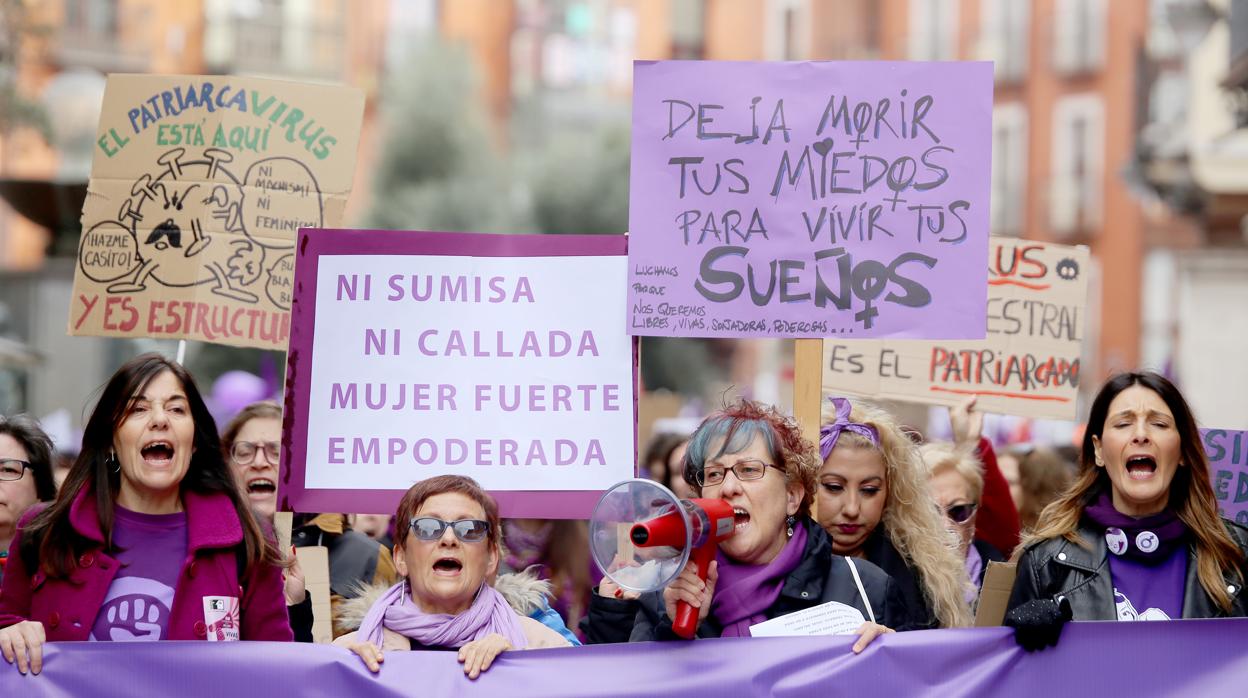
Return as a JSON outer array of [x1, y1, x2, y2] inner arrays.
[[0, 353, 1244, 679]]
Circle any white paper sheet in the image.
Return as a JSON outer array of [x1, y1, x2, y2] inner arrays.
[[748, 601, 866, 637]]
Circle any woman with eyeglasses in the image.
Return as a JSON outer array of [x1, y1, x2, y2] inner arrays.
[[221, 401, 398, 641], [922, 441, 1004, 604], [1006, 372, 1248, 650], [220, 401, 310, 641], [0, 354, 291, 675], [622, 400, 903, 650], [0, 416, 57, 586], [815, 396, 973, 630], [336, 474, 569, 678]]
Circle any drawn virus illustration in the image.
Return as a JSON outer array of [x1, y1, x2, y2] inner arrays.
[[103, 147, 265, 303]]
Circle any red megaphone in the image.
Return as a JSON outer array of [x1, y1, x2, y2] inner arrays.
[[629, 498, 736, 639]]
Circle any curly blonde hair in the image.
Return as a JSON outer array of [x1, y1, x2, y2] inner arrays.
[[820, 399, 973, 628]]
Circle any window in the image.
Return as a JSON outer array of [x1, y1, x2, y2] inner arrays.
[[670, 0, 705, 59], [766, 0, 808, 61], [1050, 94, 1103, 235], [64, 0, 118, 39], [991, 104, 1028, 236], [909, 0, 958, 61], [1053, 0, 1105, 75], [980, 0, 1030, 82]]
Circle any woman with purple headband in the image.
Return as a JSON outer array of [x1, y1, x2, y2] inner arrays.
[[816, 397, 973, 629]]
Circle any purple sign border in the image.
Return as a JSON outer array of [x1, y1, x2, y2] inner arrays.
[[281, 228, 638, 518]]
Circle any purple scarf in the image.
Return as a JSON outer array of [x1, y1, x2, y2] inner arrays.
[[820, 397, 880, 461], [709, 522, 808, 637], [357, 581, 528, 650], [1084, 492, 1189, 565], [964, 543, 983, 605]]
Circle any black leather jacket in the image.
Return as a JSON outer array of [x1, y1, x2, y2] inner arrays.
[[1008, 519, 1248, 620]]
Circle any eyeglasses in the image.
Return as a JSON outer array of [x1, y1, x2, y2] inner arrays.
[[409, 517, 491, 543], [944, 502, 978, 525], [696, 459, 780, 487], [0, 459, 30, 482], [230, 441, 280, 465]]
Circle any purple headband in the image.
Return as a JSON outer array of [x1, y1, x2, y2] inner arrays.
[[819, 397, 880, 461]]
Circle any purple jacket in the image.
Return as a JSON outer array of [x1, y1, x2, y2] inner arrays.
[[0, 485, 292, 642]]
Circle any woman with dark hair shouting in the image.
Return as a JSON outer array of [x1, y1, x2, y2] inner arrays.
[[1006, 371, 1248, 649], [0, 354, 291, 675]]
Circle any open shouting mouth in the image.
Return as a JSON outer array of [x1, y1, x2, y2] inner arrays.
[[140, 440, 175, 467], [1126, 455, 1157, 480], [432, 557, 464, 577]]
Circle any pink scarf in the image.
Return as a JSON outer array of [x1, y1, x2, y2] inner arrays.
[[357, 581, 529, 649]]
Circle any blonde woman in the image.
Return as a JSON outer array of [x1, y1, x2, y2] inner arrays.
[[922, 441, 1005, 605], [816, 396, 973, 629], [1006, 372, 1248, 650]]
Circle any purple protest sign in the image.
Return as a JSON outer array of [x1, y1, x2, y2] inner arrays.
[[1204, 428, 1248, 526], [627, 61, 993, 339], [282, 229, 637, 519]]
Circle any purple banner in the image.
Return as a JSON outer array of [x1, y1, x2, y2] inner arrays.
[[5, 620, 1248, 696], [627, 60, 993, 339], [1204, 428, 1248, 526]]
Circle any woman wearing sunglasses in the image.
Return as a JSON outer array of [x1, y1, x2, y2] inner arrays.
[[336, 475, 569, 679], [815, 397, 973, 629], [922, 441, 1004, 604]]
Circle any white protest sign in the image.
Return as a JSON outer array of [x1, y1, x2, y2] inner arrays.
[[284, 230, 636, 517]]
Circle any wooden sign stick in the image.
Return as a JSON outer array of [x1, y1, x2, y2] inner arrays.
[[792, 339, 824, 447], [793, 339, 824, 517]]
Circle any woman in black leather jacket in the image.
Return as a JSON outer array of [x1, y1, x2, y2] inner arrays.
[[1007, 372, 1248, 649]]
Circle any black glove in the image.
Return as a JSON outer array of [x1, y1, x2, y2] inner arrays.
[[1004, 597, 1072, 651]]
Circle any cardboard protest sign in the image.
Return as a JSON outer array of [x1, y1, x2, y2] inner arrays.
[[70, 75, 364, 349], [282, 229, 637, 518], [294, 546, 333, 644], [822, 239, 1089, 420], [626, 60, 993, 339], [1204, 428, 1248, 526], [974, 561, 1018, 627]]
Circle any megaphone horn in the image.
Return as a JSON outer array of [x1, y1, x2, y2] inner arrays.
[[589, 479, 737, 639]]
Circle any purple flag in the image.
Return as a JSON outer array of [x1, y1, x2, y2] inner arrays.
[[627, 60, 993, 339]]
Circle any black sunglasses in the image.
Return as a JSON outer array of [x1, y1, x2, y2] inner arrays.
[[409, 517, 491, 543], [945, 502, 978, 525]]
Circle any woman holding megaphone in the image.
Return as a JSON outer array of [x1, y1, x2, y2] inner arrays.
[[621, 400, 905, 650]]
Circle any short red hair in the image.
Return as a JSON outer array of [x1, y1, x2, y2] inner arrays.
[[393, 475, 501, 549]]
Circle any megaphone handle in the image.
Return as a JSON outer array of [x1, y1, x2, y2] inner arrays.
[[672, 543, 717, 639]]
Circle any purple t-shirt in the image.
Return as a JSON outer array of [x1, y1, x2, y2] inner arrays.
[[89, 506, 188, 641], [1108, 545, 1187, 621]]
